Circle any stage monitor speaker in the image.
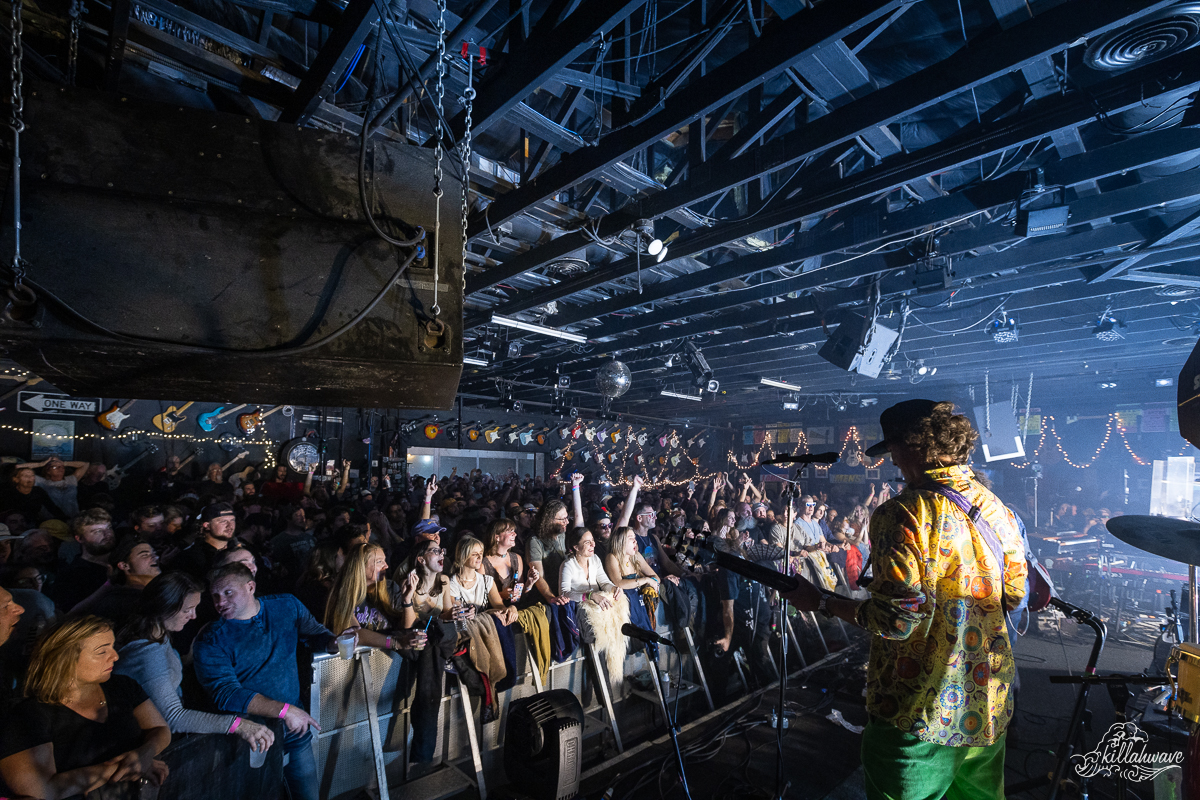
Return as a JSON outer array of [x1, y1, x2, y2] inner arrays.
[[972, 402, 1026, 462], [817, 314, 899, 379], [504, 689, 584, 800]]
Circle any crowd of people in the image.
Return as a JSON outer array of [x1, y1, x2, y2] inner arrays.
[[0, 447, 918, 799]]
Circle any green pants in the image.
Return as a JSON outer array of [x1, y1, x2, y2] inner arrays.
[[861, 719, 1006, 800]]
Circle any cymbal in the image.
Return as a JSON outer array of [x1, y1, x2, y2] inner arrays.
[[1105, 515, 1200, 566]]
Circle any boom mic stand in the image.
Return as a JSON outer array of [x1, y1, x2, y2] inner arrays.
[[773, 475, 801, 800], [642, 634, 693, 800]]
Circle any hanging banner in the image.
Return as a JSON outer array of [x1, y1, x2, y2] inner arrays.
[[807, 426, 833, 445], [743, 426, 755, 445], [1141, 405, 1170, 433], [1018, 413, 1041, 436], [1115, 407, 1142, 432]]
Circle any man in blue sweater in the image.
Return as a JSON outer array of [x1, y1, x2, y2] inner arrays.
[[193, 562, 337, 800]]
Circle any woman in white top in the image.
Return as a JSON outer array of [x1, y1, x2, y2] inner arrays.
[[448, 535, 517, 626], [559, 527, 619, 607]]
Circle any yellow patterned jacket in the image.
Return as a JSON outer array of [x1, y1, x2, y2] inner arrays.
[[855, 464, 1027, 746]]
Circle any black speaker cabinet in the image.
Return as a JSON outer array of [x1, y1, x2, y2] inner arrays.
[[0, 83, 463, 408], [817, 314, 899, 379]]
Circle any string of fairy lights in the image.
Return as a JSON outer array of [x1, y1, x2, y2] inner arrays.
[[1007, 413, 1195, 470]]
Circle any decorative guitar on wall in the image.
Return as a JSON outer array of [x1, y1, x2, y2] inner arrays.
[[197, 404, 249, 432], [97, 400, 139, 431], [467, 421, 494, 442], [237, 405, 293, 435], [153, 402, 194, 433], [106, 444, 160, 489]]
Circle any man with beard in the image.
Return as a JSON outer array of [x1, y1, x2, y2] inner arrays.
[[50, 508, 116, 609], [528, 500, 571, 605], [171, 502, 238, 580]]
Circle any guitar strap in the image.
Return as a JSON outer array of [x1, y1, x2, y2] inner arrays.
[[918, 482, 1011, 610]]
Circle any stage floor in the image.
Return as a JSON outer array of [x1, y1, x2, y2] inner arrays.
[[550, 610, 1168, 800]]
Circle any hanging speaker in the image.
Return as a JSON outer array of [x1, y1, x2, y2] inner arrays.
[[817, 314, 899, 379], [973, 402, 1026, 462]]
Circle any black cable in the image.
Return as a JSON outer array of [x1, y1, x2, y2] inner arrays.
[[6, 245, 421, 357]]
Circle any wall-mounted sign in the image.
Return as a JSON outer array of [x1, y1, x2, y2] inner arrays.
[[32, 419, 74, 460], [18, 392, 100, 416]]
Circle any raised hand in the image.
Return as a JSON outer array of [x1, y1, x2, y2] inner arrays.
[[571, 472, 584, 488]]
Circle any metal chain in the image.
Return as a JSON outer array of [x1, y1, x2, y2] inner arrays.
[[429, 0, 446, 318], [9, 0, 25, 286], [984, 369, 991, 435], [459, 54, 475, 307], [67, 0, 81, 86], [1023, 372, 1034, 448]]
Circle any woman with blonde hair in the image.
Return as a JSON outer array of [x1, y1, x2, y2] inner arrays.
[[449, 535, 517, 626], [604, 526, 661, 659], [325, 543, 423, 652], [0, 615, 171, 799], [449, 535, 518, 704]]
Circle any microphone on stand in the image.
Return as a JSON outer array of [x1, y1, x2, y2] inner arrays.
[[622, 622, 675, 649]]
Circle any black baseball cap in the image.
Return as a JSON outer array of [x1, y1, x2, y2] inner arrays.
[[200, 502, 236, 522]]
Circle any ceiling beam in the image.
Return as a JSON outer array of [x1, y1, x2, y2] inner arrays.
[[445, 0, 648, 140], [467, 0, 907, 242], [465, 0, 1177, 296], [468, 51, 1200, 326], [1087, 207, 1200, 283], [278, 0, 380, 124]]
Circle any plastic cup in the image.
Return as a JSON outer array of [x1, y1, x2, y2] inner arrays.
[[336, 633, 356, 660], [412, 630, 427, 650], [249, 743, 268, 769]]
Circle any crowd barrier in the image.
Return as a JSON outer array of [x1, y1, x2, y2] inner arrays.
[[307, 618, 713, 800]]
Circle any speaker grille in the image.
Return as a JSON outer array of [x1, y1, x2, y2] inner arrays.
[[1085, 4, 1200, 71]]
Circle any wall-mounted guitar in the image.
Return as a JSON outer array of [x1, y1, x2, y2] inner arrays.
[[520, 426, 550, 446], [153, 402, 195, 434], [197, 404, 249, 432], [238, 405, 294, 435], [483, 423, 506, 444], [97, 400, 139, 432], [0, 376, 43, 408], [466, 421, 494, 443], [218, 450, 251, 474], [166, 450, 200, 476], [507, 423, 536, 444], [106, 443, 160, 489]]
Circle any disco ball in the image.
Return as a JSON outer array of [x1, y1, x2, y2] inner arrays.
[[596, 360, 632, 399]]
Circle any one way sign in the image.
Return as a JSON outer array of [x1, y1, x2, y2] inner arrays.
[[18, 392, 100, 416]]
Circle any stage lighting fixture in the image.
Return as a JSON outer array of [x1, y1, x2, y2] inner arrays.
[[557, 375, 571, 389], [705, 379, 720, 394], [499, 383, 523, 413], [463, 356, 489, 367], [660, 389, 703, 402], [782, 397, 800, 411], [1098, 381, 1118, 390], [490, 313, 588, 343], [987, 315, 1019, 343], [760, 377, 798, 390], [635, 218, 667, 262], [682, 341, 713, 388], [916, 360, 937, 376], [1156, 377, 1174, 387], [1092, 316, 1126, 342], [507, 341, 523, 359]]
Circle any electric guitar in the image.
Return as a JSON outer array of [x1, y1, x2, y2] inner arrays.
[[483, 424, 505, 444], [219, 450, 250, 473], [581, 450, 593, 462], [197, 404, 248, 432], [609, 428, 622, 444], [583, 423, 598, 441], [424, 423, 444, 440], [97, 400, 139, 431], [508, 423, 536, 444], [467, 421, 494, 442], [105, 443, 160, 489], [635, 429, 649, 447], [520, 426, 548, 446], [0, 377, 43, 404], [237, 405, 292, 435], [536, 431, 549, 446], [166, 450, 199, 476], [152, 402, 194, 433]]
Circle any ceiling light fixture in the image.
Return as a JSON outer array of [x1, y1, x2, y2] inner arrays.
[[916, 360, 937, 376], [660, 389, 703, 402], [1156, 377, 1174, 387], [490, 313, 587, 343], [987, 314, 1019, 343], [1092, 315, 1126, 342], [1098, 381, 1118, 390], [782, 396, 800, 411], [760, 377, 799, 390], [463, 356, 488, 367], [682, 341, 713, 388]]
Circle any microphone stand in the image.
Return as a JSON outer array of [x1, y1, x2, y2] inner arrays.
[[644, 636, 692, 800], [774, 477, 800, 800]]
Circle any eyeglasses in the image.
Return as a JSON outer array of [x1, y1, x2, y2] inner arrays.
[[426, 547, 446, 556], [598, 522, 612, 528], [805, 503, 816, 507]]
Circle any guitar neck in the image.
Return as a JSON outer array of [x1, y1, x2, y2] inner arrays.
[[216, 404, 248, 420]]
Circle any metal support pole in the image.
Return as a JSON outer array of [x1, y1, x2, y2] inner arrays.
[[455, 674, 488, 799], [586, 643, 623, 752], [1190, 565, 1198, 644], [682, 626, 714, 711], [359, 652, 391, 800]]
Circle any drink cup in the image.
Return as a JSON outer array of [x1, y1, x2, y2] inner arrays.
[[412, 630, 427, 650], [510, 582, 524, 602], [337, 632, 356, 660], [249, 743, 268, 769]]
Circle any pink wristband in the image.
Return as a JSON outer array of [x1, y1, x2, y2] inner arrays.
[[278, 703, 290, 719], [228, 717, 241, 734]]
